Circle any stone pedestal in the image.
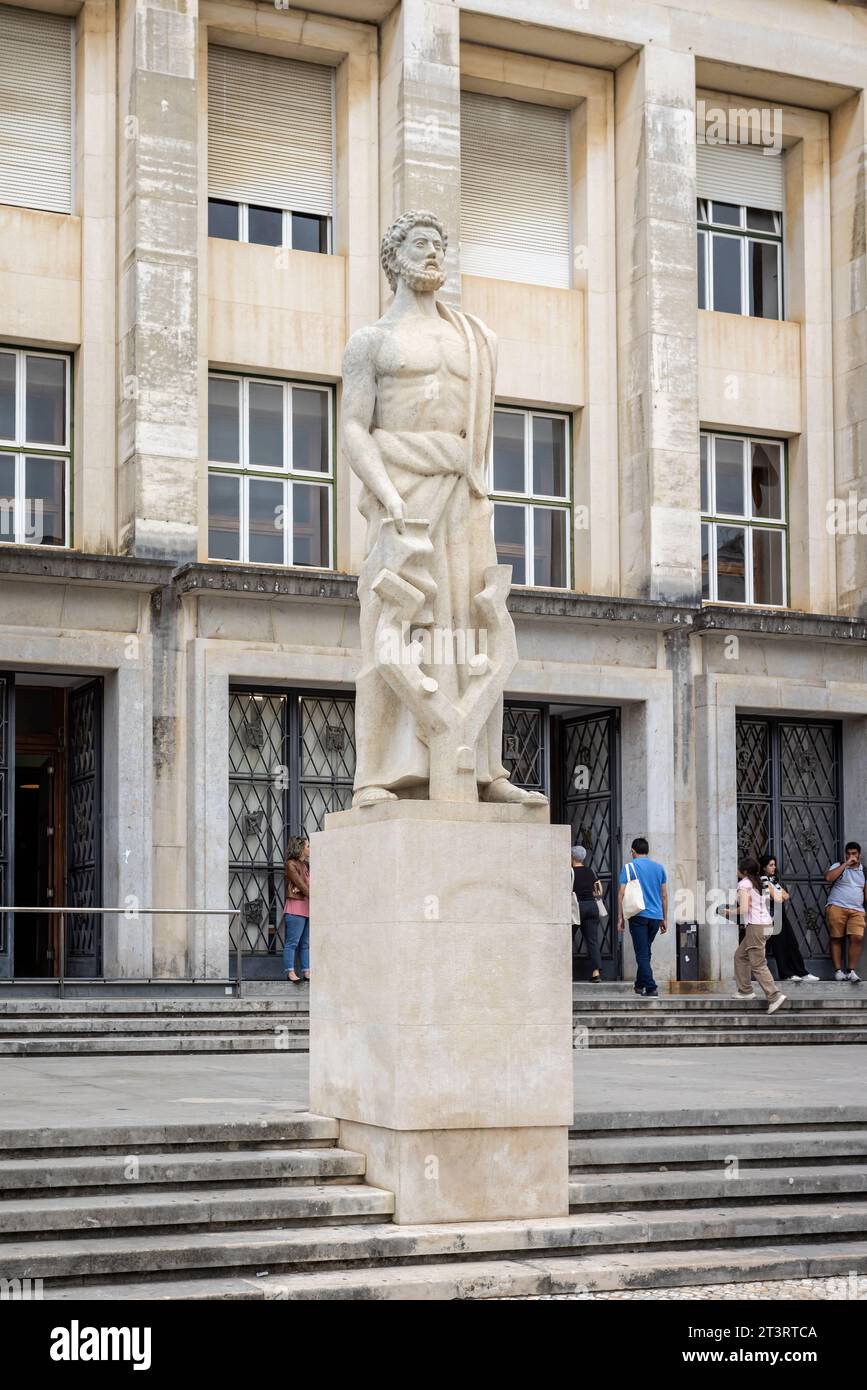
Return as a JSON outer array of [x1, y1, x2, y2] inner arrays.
[[309, 800, 573, 1224]]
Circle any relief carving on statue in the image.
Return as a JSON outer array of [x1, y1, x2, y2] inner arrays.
[[341, 210, 548, 809]]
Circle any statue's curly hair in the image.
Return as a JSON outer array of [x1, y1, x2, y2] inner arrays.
[[380, 210, 447, 292]]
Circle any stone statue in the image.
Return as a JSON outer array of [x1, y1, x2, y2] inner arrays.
[[341, 210, 547, 809]]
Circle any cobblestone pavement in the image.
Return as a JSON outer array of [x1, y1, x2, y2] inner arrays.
[[501, 1277, 860, 1300]]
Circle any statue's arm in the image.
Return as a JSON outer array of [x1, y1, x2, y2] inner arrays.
[[341, 329, 406, 531]]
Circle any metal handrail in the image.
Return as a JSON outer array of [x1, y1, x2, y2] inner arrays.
[[1, 906, 244, 998]]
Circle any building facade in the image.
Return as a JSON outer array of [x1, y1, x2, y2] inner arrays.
[[1, 0, 866, 985]]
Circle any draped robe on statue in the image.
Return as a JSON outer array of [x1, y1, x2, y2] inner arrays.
[[353, 302, 510, 798]]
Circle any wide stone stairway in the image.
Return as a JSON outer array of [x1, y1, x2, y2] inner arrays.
[[4, 1103, 867, 1300], [2, 983, 866, 1054]]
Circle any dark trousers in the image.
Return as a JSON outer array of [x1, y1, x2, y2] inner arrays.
[[573, 900, 602, 974], [629, 915, 662, 993]]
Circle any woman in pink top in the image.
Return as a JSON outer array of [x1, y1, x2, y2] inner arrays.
[[734, 856, 786, 1013], [283, 836, 310, 984]]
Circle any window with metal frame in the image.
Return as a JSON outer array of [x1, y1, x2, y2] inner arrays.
[[207, 45, 334, 255], [460, 90, 571, 289], [700, 431, 787, 607], [0, 5, 73, 215], [207, 373, 334, 568], [490, 406, 572, 589], [0, 348, 71, 547], [697, 199, 782, 319]]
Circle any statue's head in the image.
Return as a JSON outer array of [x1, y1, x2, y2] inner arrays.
[[381, 211, 448, 294]]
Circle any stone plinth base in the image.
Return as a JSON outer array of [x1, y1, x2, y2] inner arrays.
[[309, 800, 573, 1224]]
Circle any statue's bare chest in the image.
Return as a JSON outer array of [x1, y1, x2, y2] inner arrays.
[[376, 319, 469, 383]]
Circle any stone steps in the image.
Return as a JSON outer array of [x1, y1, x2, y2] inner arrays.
[[7, 1107, 867, 1298], [0, 1184, 394, 1235], [569, 1163, 867, 1207], [0, 1147, 364, 1193], [573, 1027, 867, 1046], [0, 1034, 309, 1055], [41, 1239, 867, 1301], [8, 1200, 867, 1286]]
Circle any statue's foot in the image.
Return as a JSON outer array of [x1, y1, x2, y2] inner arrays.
[[483, 776, 548, 806], [353, 786, 399, 810]]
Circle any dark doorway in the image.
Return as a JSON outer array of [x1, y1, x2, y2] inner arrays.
[[503, 701, 622, 980], [736, 715, 842, 976], [0, 675, 103, 979]]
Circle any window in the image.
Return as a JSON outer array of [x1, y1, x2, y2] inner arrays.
[[0, 5, 73, 214], [0, 348, 70, 546], [207, 46, 334, 255], [695, 143, 784, 320], [700, 432, 787, 607], [207, 200, 329, 253], [697, 200, 782, 319], [490, 408, 571, 588], [461, 91, 571, 288], [207, 374, 333, 568]]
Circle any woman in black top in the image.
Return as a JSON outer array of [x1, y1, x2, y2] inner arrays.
[[759, 853, 819, 983], [571, 845, 604, 982]]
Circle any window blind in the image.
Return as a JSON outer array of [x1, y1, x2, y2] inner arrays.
[[461, 90, 571, 289], [208, 45, 334, 218], [0, 4, 73, 214], [696, 142, 784, 212]]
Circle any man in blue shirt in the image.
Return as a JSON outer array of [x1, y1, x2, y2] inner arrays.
[[618, 837, 668, 997]]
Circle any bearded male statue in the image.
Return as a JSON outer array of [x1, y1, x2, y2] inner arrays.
[[341, 211, 547, 810]]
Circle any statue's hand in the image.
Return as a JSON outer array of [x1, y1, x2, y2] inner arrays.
[[386, 494, 407, 533]]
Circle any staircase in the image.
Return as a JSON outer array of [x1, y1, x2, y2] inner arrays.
[[571, 987, 867, 1046], [2, 984, 866, 1054], [4, 1106, 867, 1299], [0, 997, 309, 1055]]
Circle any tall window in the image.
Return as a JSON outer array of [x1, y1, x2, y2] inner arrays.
[[697, 200, 782, 319], [0, 348, 70, 547], [207, 374, 333, 568], [490, 407, 571, 589], [461, 91, 571, 289], [701, 432, 787, 607], [207, 46, 334, 255], [0, 5, 73, 214]]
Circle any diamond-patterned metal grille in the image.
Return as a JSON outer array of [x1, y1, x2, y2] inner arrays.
[[502, 706, 545, 790], [563, 712, 618, 961], [228, 690, 355, 969], [66, 681, 102, 975], [0, 677, 9, 963], [736, 716, 840, 966]]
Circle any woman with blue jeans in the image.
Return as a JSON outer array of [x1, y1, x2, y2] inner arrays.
[[283, 836, 310, 983]]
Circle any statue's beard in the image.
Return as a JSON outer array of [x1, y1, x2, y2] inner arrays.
[[395, 250, 446, 293]]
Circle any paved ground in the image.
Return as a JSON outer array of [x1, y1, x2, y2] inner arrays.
[[1, 1045, 865, 1132]]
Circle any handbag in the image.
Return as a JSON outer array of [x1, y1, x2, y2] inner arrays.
[[596, 896, 608, 920], [622, 861, 646, 920], [571, 891, 581, 926]]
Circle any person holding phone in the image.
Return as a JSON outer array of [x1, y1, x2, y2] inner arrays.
[[826, 841, 865, 983]]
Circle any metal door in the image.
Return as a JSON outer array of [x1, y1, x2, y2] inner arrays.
[[0, 674, 13, 978], [228, 688, 355, 977], [736, 716, 841, 972], [65, 679, 103, 976], [559, 709, 621, 978]]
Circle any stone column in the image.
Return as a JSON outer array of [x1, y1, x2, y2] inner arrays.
[[830, 92, 867, 618], [379, 0, 461, 305], [117, 0, 199, 563], [615, 46, 700, 603], [310, 801, 573, 1223]]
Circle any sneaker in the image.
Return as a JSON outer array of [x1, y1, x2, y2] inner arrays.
[[848, 971, 862, 984], [733, 990, 755, 999], [835, 970, 847, 982], [633, 986, 645, 995], [643, 989, 659, 998], [767, 992, 787, 1014], [787, 975, 803, 982], [802, 974, 820, 982]]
